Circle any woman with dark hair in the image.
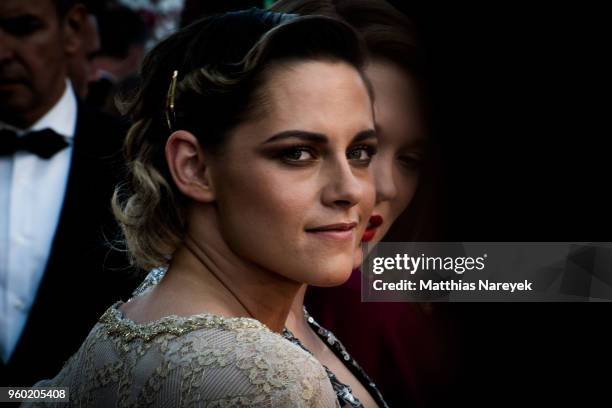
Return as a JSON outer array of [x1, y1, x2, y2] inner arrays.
[[25, 8, 379, 407], [271, 1, 445, 407]]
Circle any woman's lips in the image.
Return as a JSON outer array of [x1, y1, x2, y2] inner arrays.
[[362, 214, 384, 243], [306, 222, 357, 241]]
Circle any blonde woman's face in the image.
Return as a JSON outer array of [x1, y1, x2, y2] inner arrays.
[[361, 60, 425, 248], [207, 60, 376, 287]]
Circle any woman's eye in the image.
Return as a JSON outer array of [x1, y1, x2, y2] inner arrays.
[[281, 147, 316, 162], [347, 145, 377, 163], [397, 154, 423, 171]]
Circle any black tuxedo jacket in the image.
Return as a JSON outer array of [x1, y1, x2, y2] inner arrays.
[[1, 105, 139, 386]]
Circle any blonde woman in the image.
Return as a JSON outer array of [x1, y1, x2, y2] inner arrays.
[[26, 8, 378, 407]]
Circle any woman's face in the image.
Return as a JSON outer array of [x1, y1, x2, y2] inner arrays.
[[361, 59, 425, 247], [207, 60, 376, 287]]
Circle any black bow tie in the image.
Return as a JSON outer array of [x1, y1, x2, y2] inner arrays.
[[0, 128, 69, 159]]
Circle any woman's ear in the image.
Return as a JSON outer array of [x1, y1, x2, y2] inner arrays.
[[165, 130, 215, 202]]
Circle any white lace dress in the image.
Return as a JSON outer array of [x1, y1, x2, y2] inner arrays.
[[24, 301, 339, 407]]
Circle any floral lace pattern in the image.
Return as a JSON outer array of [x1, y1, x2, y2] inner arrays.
[[24, 302, 340, 407], [131, 268, 389, 408]]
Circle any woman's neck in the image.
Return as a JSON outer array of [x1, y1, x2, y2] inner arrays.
[[158, 217, 301, 333], [285, 284, 329, 355], [286, 284, 308, 331]]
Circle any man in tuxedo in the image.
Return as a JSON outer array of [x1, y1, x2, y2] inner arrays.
[[0, 0, 137, 386]]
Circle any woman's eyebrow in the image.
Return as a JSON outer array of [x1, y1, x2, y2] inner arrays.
[[375, 123, 425, 148], [352, 129, 377, 143], [263, 130, 327, 144], [264, 128, 377, 145]]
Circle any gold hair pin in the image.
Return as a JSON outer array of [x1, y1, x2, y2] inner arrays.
[[165, 70, 178, 131]]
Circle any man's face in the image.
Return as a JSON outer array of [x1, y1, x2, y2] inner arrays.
[[0, 0, 75, 127]]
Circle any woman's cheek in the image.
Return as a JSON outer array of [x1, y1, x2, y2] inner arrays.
[[391, 167, 419, 211]]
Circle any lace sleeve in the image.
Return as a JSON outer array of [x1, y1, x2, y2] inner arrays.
[[23, 306, 339, 408], [182, 327, 340, 407]]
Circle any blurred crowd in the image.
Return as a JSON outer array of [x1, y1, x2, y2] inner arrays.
[[67, 0, 269, 117]]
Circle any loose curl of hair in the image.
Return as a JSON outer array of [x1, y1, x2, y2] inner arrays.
[[112, 9, 368, 271]]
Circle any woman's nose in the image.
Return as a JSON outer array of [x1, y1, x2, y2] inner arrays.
[[321, 159, 366, 209]]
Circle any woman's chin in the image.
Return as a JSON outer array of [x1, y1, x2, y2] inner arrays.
[[306, 257, 355, 287]]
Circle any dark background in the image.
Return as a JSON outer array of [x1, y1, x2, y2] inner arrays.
[[394, 1, 610, 241], [388, 1, 611, 405]]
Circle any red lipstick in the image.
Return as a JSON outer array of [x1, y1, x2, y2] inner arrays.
[[361, 214, 383, 242]]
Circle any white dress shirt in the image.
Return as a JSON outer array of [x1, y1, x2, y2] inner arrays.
[[0, 80, 77, 363]]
